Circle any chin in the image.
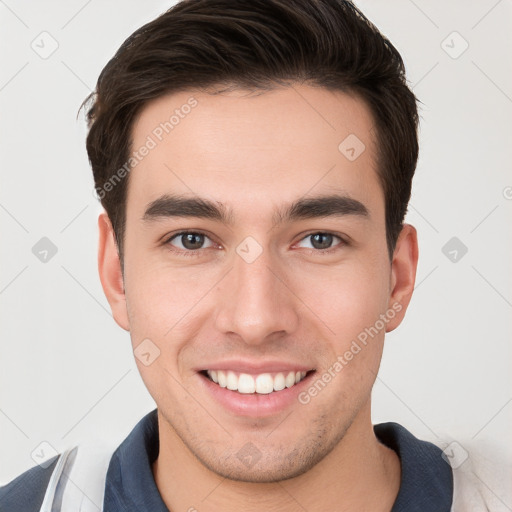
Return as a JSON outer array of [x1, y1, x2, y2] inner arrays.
[[201, 453, 317, 484], [194, 429, 341, 484]]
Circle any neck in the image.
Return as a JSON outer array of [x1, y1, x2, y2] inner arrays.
[[152, 402, 401, 512]]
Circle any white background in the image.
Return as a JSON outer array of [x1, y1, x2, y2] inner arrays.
[[1, 0, 511, 491]]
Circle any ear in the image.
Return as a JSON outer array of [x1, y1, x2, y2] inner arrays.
[[385, 224, 419, 332], [98, 211, 130, 331]]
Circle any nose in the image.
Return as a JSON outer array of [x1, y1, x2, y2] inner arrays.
[[214, 241, 299, 345]]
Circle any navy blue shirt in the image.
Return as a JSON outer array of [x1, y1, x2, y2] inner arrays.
[[0, 409, 453, 511]]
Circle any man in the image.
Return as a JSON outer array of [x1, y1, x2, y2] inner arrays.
[[0, 0, 508, 511]]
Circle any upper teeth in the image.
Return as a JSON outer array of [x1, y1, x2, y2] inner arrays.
[[206, 370, 307, 394]]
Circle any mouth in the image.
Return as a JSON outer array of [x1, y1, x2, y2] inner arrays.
[[197, 364, 317, 417], [200, 369, 313, 394]]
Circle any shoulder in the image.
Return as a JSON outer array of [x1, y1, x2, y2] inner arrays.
[[0, 455, 60, 512], [436, 437, 512, 512]]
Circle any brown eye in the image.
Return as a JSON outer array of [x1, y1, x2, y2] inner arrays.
[[168, 232, 214, 251], [309, 233, 334, 250], [297, 232, 342, 251]]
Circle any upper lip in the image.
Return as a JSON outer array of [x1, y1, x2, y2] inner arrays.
[[196, 359, 314, 374]]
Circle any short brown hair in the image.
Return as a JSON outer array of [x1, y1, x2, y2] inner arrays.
[[84, 0, 419, 272]]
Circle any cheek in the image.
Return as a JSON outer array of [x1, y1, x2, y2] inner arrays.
[[123, 261, 219, 395], [125, 260, 209, 331], [124, 267, 195, 405], [295, 260, 390, 341], [296, 267, 389, 414]]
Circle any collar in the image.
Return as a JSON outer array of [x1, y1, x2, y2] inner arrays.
[[374, 422, 453, 511], [104, 409, 453, 511]]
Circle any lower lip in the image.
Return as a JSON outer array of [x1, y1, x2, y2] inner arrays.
[[198, 372, 315, 417]]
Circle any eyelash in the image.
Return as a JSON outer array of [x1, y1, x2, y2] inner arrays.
[[162, 230, 348, 257]]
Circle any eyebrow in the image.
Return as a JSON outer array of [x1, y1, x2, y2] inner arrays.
[[141, 193, 369, 225]]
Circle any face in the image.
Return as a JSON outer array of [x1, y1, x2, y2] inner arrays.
[[99, 84, 416, 482]]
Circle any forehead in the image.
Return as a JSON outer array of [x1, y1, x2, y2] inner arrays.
[[126, 85, 383, 223]]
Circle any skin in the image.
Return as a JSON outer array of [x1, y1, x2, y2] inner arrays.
[[98, 84, 418, 511]]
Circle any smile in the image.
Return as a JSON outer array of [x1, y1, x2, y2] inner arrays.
[[204, 370, 309, 394]]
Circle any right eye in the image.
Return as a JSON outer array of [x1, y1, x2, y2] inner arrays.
[[165, 231, 216, 252]]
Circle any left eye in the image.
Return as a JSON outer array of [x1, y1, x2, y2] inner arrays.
[[296, 233, 343, 250]]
